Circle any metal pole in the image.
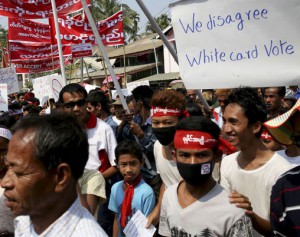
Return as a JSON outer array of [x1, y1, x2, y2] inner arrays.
[[80, 57, 84, 82], [50, 0, 67, 85], [81, 0, 129, 112], [152, 38, 159, 74], [136, 0, 178, 64]]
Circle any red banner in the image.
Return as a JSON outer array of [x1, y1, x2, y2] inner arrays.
[[9, 42, 71, 61], [51, 11, 124, 46], [8, 18, 51, 44], [0, 0, 90, 19], [11, 56, 72, 74]]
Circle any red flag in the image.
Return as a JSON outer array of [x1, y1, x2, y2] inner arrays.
[[8, 18, 51, 45], [9, 42, 72, 61], [50, 11, 124, 46], [0, 0, 91, 19], [11, 56, 72, 74]]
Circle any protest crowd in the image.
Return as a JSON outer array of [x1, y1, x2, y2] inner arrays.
[[1, 0, 300, 237], [0, 82, 300, 237]]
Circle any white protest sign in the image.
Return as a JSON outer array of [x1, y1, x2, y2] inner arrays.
[[32, 74, 65, 101], [111, 88, 128, 100], [0, 84, 8, 112], [0, 67, 19, 94], [126, 80, 150, 95], [170, 0, 300, 89]]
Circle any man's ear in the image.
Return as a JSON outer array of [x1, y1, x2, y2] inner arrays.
[[253, 121, 263, 135], [171, 149, 177, 162], [54, 163, 72, 193]]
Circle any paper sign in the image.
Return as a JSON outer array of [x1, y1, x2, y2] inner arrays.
[[123, 210, 156, 237], [32, 74, 66, 101], [40, 96, 49, 107], [170, 0, 300, 89], [0, 84, 8, 112], [0, 67, 19, 94], [72, 43, 93, 58], [111, 89, 128, 100], [126, 81, 150, 96]]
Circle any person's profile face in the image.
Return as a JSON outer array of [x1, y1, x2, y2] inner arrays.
[[62, 92, 88, 124], [222, 103, 252, 148], [117, 154, 143, 185], [0, 131, 56, 217]]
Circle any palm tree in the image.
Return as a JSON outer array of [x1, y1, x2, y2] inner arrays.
[[145, 13, 171, 33], [91, 0, 140, 42]]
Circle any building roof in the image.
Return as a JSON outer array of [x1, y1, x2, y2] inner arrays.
[[94, 33, 163, 59], [134, 72, 180, 82]]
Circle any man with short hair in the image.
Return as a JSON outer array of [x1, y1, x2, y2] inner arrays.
[[1, 113, 108, 236], [263, 87, 286, 118], [159, 116, 253, 236], [221, 87, 292, 236], [59, 84, 117, 217]]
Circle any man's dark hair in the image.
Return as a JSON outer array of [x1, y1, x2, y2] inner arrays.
[[132, 85, 153, 110], [16, 92, 25, 99], [12, 113, 88, 179], [176, 116, 220, 153], [227, 87, 267, 137], [115, 139, 143, 163], [265, 86, 286, 98], [87, 90, 110, 114], [58, 83, 87, 103]]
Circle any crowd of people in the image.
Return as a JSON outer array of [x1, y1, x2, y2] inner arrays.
[[0, 83, 300, 237]]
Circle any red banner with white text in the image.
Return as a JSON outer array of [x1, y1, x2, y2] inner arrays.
[[50, 11, 124, 46], [8, 18, 51, 45], [9, 42, 72, 61], [11, 56, 72, 74], [0, 0, 90, 19]]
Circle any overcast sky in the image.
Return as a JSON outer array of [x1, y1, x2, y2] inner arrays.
[[0, 0, 176, 32]]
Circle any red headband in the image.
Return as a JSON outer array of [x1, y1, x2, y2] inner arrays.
[[174, 130, 218, 149], [151, 106, 189, 117]]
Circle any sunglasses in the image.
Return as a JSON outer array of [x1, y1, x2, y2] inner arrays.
[[64, 99, 86, 109]]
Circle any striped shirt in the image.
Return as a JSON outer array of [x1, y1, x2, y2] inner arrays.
[[270, 165, 300, 237], [14, 198, 108, 237]]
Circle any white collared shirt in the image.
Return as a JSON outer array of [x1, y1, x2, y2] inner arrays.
[[14, 198, 108, 237]]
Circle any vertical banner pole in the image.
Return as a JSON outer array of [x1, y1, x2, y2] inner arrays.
[[81, 0, 129, 112], [50, 0, 67, 85]]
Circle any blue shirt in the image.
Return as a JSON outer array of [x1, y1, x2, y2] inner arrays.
[[108, 179, 155, 237]]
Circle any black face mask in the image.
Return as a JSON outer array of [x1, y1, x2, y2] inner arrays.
[[152, 126, 176, 146], [292, 136, 300, 147], [177, 161, 214, 186]]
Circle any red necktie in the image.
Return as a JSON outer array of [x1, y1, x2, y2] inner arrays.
[[120, 174, 142, 228]]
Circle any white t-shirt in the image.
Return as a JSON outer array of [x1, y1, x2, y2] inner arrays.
[[86, 116, 117, 170], [220, 152, 292, 236], [276, 149, 300, 166], [0, 187, 14, 233], [154, 141, 182, 188], [159, 183, 253, 237]]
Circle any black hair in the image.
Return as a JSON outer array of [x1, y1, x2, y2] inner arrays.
[[0, 112, 17, 128], [23, 105, 42, 115], [185, 98, 203, 116], [265, 86, 286, 98], [126, 95, 134, 104], [115, 139, 143, 163], [132, 85, 153, 110], [16, 92, 25, 99], [227, 87, 267, 137], [176, 116, 220, 153], [87, 90, 110, 114], [11, 113, 88, 180], [58, 83, 87, 103]]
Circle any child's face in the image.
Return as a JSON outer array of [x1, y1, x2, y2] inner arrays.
[[117, 154, 143, 184]]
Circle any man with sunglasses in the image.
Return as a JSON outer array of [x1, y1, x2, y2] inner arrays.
[[59, 84, 118, 225]]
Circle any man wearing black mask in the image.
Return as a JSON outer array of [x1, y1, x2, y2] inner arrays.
[[159, 116, 253, 237]]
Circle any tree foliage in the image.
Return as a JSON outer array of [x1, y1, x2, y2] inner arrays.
[[145, 13, 171, 33], [91, 0, 140, 42]]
